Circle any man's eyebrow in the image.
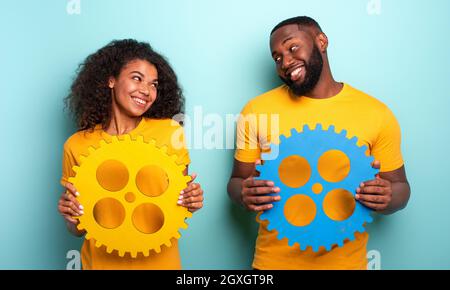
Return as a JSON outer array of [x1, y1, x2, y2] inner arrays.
[[272, 37, 295, 57], [282, 37, 294, 45]]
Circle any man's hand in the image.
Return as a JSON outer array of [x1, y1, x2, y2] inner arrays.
[[355, 160, 393, 211], [240, 160, 281, 212]]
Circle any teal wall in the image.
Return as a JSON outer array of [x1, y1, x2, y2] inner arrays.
[[1, 0, 449, 269]]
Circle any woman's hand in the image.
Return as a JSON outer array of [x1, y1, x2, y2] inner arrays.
[[178, 173, 204, 213], [58, 182, 84, 225]]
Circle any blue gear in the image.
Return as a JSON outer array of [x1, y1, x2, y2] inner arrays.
[[257, 124, 378, 252]]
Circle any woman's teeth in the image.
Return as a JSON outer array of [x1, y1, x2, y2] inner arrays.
[[132, 97, 147, 106]]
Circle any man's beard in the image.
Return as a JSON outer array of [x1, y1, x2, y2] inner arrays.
[[281, 45, 324, 96]]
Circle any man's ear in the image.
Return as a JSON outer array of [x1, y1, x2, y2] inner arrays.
[[316, 32, 329, 53], [108, 77, 115, 89]]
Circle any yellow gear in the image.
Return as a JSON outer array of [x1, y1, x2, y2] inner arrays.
[[68, 134, 192, 258]]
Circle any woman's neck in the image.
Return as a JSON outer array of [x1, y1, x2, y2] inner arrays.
[[104, 110, 142, 135]]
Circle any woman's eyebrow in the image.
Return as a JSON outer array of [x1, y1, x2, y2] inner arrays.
[[130, 71, 144, 76]]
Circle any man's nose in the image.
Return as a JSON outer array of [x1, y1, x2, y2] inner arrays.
[[281, 53, 294, 70]]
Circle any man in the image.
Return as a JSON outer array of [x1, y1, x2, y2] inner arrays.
[[227, 16, 410, 270]]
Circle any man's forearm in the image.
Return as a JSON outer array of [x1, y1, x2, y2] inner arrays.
[[381, 181, 411, 215], [227, 177, 244, 206]]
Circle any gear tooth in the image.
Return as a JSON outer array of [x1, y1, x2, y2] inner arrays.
[[181, 221, 189, 229], [142, 250, 150, 257], [154, 246, 162, 253], [327, 125, 336, 132], [290, 128, 298, 136], [95, 240, 103, 248], [287, 238, 296, 247], [164, 240, 172, 248], [122, 134, 131, 141], [130, 251, 137, 258], [160, 145, 168, 153], [88, 146, 96, 154], [118, 250, 125, 257], [72, 166, 79, 173], [279, 134, 288, 143], [111, 136, 119, 143], [106, 246, 114, 254], [79, 155, 86, 164], [77, 224, 86, 232], [99, 139, 107, 147], [350, 136, 358, 143], [170, 154, 179, 162], [337, 240, 344, 247], [136, 135, 144, 143], [357, 226, 366, 233], [340, 129, 348, 137], [68, 176, 76, 184], [315, 123, 323, 131], [302, 124, 310, 132], [255, 164, 263, 172], [175, 231, 181, 239], [148, 138, 157, 145]]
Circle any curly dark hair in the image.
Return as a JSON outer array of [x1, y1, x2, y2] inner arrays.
[[65, 39, 184, 130]]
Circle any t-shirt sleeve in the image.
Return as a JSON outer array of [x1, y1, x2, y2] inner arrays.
[[60, 141, 76, 187], [371, 106, 404, 172], [234, 101, 261, 163], [168, 121, 191, 166]]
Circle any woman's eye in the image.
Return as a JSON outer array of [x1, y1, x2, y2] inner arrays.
[[151, 83, 158, 89]]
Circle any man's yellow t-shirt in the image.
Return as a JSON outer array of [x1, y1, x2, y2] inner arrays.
[[235, 83, 404, 270], [61, 118, 190, 270]]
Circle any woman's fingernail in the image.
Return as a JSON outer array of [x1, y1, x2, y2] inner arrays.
[[75, 192, 80, 196], [180, 190, 184, 195], [80, 210, 84, 215], [79, 205, 84, 210], [177, 200, 183, 205]]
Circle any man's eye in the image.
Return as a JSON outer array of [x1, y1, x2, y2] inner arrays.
[[290, 46, 298, 52], [274, 57, 281, 63], [133, 76, 141, 81]]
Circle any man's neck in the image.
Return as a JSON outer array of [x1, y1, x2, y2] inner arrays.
[[305, 65, 343, 99]]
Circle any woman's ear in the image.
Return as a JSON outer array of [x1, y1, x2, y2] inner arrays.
[[108, 77, 115, 89]]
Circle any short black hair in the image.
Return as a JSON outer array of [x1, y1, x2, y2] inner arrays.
[[271, 16, 322, 35]]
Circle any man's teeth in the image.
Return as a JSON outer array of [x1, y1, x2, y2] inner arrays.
[[290, 67, 303, 79], [132, 97, 147, 105]]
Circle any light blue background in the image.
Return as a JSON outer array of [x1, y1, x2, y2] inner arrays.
[[1, 0, 449, 269]]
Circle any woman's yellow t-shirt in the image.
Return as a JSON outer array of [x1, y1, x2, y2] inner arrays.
[[235, 83, 404, 270], [60, 118, 190, 270]]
